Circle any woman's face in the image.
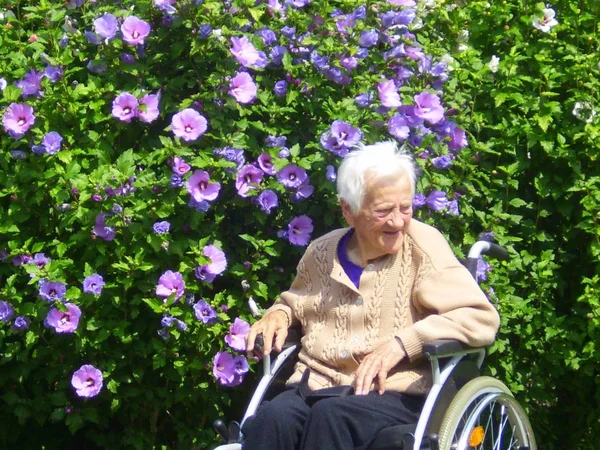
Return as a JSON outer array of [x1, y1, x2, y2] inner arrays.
[[342, 174, 413, 263]]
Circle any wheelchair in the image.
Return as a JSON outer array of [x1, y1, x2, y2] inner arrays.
[[213, 241, 537, 450]]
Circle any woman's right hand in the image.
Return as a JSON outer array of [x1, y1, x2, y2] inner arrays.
[[245, 310, 289, 359]]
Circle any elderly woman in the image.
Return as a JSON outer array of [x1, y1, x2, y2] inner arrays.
[[244, 141, 499, 450]]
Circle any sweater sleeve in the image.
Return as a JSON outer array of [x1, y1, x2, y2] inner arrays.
[[396, 261, 500, 362]]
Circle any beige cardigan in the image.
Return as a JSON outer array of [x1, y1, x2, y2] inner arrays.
[[267, 219, 500, 395]]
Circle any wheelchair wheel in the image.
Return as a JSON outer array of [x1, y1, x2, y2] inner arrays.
[[438, 376, 536, 450]]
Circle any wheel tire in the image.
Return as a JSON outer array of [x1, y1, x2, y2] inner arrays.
[[438, 376, 537, 450]]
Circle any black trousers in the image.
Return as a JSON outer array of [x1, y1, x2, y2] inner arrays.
[[243, 385, 425, 450]]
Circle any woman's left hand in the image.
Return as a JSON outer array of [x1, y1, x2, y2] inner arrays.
[[354, 339, 406, 395]]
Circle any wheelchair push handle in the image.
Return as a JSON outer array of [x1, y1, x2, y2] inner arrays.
[[467, 241, 508, 260]]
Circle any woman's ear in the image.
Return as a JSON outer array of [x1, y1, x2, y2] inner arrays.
[[340, 199, 355, 226]]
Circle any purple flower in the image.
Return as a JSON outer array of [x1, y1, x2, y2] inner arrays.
[[121, 16, 151, 46], [156, 270, 185, 301], [432, 155, 452, 169], [12, 316, 29, 332], [172, 156, 191, 175], [112, 93, 139, 123], [171, 108, 208, 142], [93, 214, 116, 241], [287, 215, 313, 246], [447, 126, 468, 152], [71, 364, 103, 398], [16, 69, 44, 98], [255, 190, 278, 214], [359, 29, 379, 47], [213, 351, 248, 387], [448, 199, 460, 216], [121, 53, 136, 64], [355, 92, 373, 108], [413, 193, 426, 209], [414, 92, 445, 125], [154, 0, 177, 14], [198, 24, 212, 38], [13, 255, 31, 266], [378, 80, 402, 108], [266, 135, 287, 148], [31, 252, 51, 268], [45, 303, 81, 333], [93, 13, 118, 41], [476, 258, 491, 282], [479, 231, 495, 242], [320, 120, 363, 157], [425, 190, 448, 212], [194, 300, 217, 324], [195, 245, 227, 283], [230, 36, 262, 68], [0, 301, 15, 323], [83, 274, 105, 295], [2, 103, 36, 138], [85, 31, 102, 45], [277, 164, 307, 189], [387, 115, 410, 141], [225, 318, 250, 352], [293, 183, 314, 202], [257, 152, 277, 175], [137, 91, 160, 123], [235, 165, 264, 197], [40, 131, 63, 154], [229, 72, 257, 104], [273, 80, 287, 97], [45, 65, 63, 82], [340, 56, 358, 70], [153, 221, 170, 234], [257, 28, 277, 46], [39, 280, 67, 302], [326, 165, 337, 182]]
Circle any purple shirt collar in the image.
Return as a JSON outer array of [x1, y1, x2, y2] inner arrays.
[[337, 229, 363, 289]]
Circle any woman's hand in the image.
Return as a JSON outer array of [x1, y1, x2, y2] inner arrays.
[[245, 310, 289, 359], [354, 338, 406, 395]]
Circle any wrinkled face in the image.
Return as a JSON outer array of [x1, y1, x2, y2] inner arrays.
[[342, 174, 413, 262]]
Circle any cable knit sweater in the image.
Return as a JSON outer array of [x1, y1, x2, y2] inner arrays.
[[267, 219, 500, 395]]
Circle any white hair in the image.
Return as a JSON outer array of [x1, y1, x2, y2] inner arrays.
[[336, 141, 416, 214]]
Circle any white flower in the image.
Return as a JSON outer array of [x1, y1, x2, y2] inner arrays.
[[489, 55, 500, 73], [440, 54, 456, 71], [572, 101, 597, 123], [0, 78, 6, 91], [532, 7, 559, 33], [457, 29, 470, 43]]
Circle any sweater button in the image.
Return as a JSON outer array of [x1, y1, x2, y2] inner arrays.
[[340, 350, 348, 358], [356, 296, 363, 306], [365, 264, 374, 271]]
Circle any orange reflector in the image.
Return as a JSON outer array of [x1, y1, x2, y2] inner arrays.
[[468, 426, 485, 446]]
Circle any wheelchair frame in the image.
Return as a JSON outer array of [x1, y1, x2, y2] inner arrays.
[[214, 241, 537, 450]]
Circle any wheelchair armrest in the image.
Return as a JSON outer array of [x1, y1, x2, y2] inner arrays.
[[423, 339, 484, 359]]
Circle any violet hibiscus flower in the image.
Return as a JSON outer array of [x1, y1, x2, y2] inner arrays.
[[413, 92, 445, 125], [121, 16, 151, 46], [425, 190, 448, 211], [320, 120, 363, 157], [156, 270, 185, 301], [213, 351, 249, 387], [93, 13, 118, 41], [171, 108, 208, 142], [277, 164, 307, 189], [186, 170, 220, 202], [39, 280, 67, 302], [195, 245, 227, 283], [83, 274, 105, 295], [2, 103, 36, 138], [235, 165, 264, 197], [71, 364, 103, 398], [230, 36, 262, 68], [194, 300, 217, 325], [136, 91, 160, 123], [172, 156, 191, 175], [112, 93, 138, 123], [378, 80, 402, 108], [229, 72, 257, 104], [287, 215, 314, 246], [45, 303, 82, 333], [93, 214, 116, 241], [225, 318, 250, 352]]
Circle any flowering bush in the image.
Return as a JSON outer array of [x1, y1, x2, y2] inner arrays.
[[0, 0, 599, 448]]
